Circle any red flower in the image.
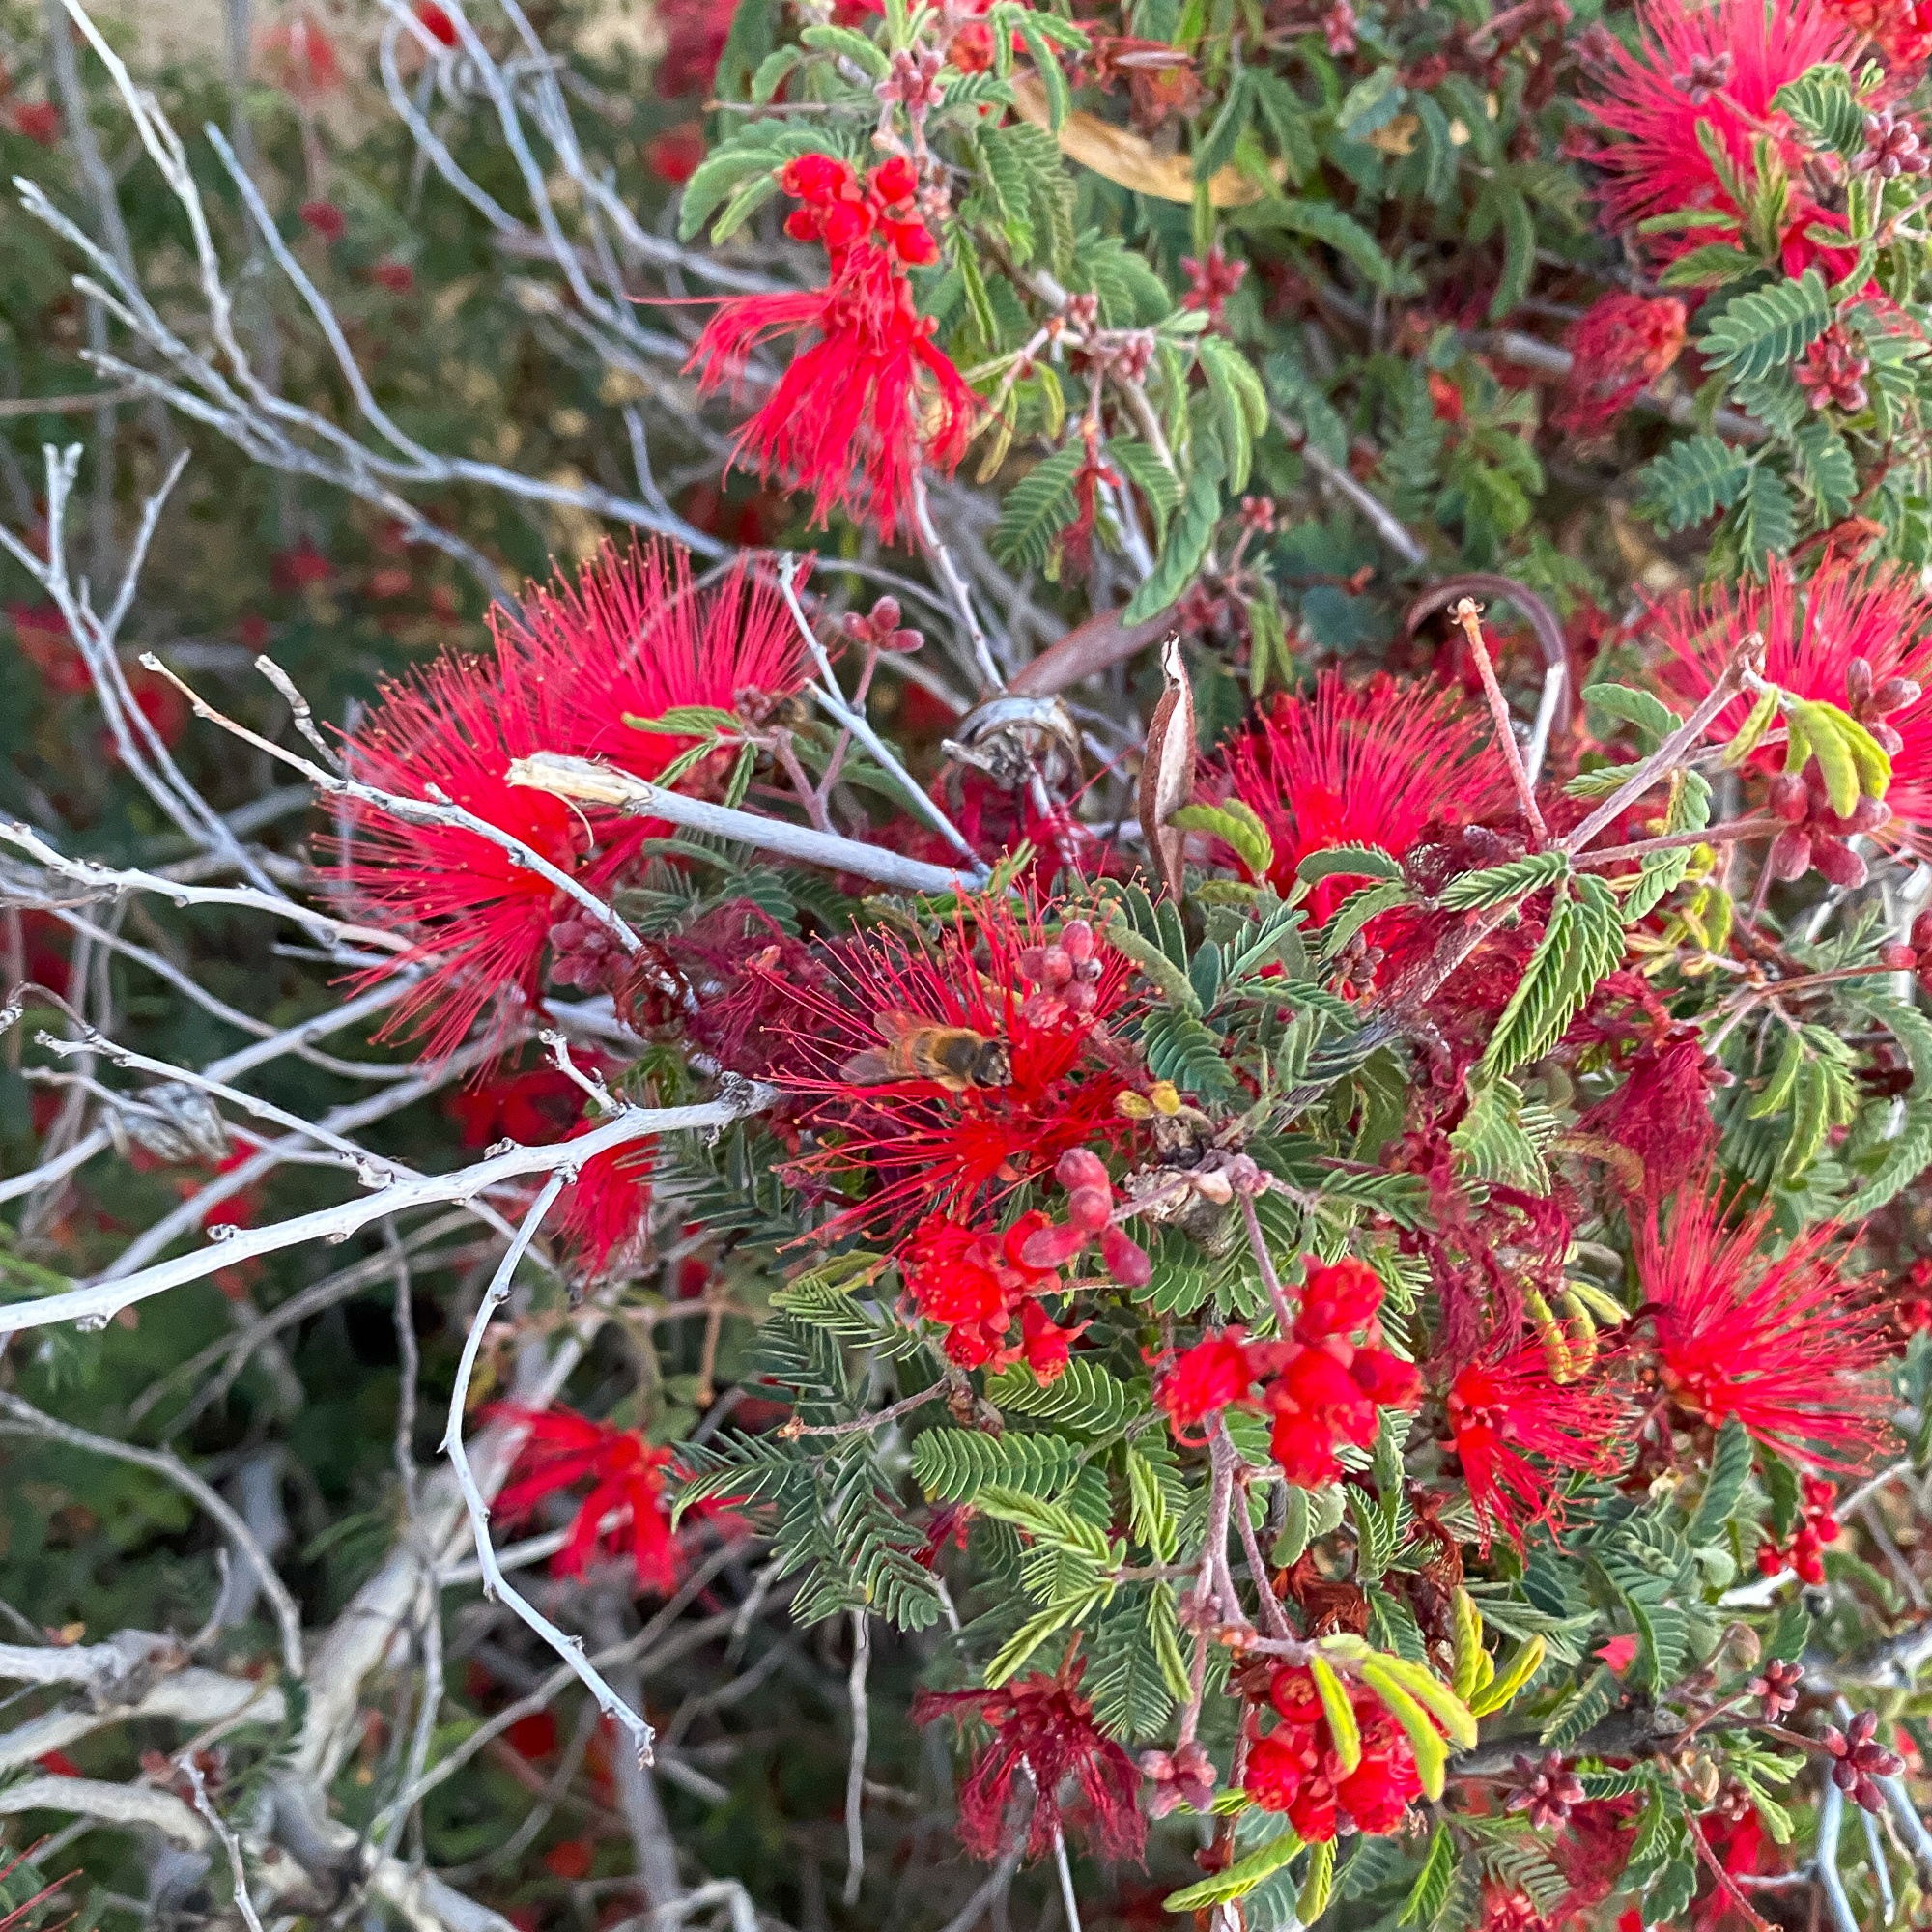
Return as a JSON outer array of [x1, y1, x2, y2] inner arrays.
[[416, 1, 459, 45], [257, 10, 343, 101], [372, 259, 415, 294], [1575, 1029, 1719, 1197], [1208, 669, 1507, 919], [1243, 1664, 1426, 1840], [901, 1211, 1066, 1372], [328, 644, 588, 1061], [491, 1406, 686, 1592], [1156, 1330, 1257, 1434], [1180, 244, 1246, 327], [1822, 0, 1932, 64], [654, 0, 737, 96], [1595, 1634, 1639, 1675], [1553, 293, 1687, 435], [515, 540, 804, 800], [445, 1065, 588, 1147], [1654, 558, 1932, 852], [1581, 0, 1864, 272], [686, 155, 976, 544], [298, 199, 346, 243], [1636, 1181, 1893, 1470], [557, 1122, 654, 1271], [778, 896, 1136, 1234], [1757, 1473, 1843, 1583], [1444, 1344, 1630, 1548], [12, 100, 58, 145], [645, 122, 706, 184], [331, 540, 801, 1061], [1260, 1260, 1421, 1488], [912, 1662, 1145, 1863]]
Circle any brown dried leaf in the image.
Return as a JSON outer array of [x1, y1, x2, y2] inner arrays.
[[1139, 634, 1195, 900]]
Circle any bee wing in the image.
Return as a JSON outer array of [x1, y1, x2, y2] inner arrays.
[[838, 1048, 898, 1085], [871, 1008, 927, 1041]]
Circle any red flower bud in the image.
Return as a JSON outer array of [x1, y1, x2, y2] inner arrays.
[[1882, 943, 1918, 970], [1066, 1187, 1112, 1234], [1770, 829, 1814, 880], [1813, 837, 1869, 888], [869, 155, 919, 206], [1769, 772, 1810, 822], [1062, 919, 1095, 965], [1873, 676, 1921, 714]]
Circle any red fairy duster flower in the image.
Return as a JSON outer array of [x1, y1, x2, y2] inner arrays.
[[778, 897, 1136, 1234], [332, 539, 803, 1061], [1636, 1182, 1893, 1470], [1653, 558, 1932, 851], [1553, 293, 1687, 435], [1575, 1028, 1719, 1197], [557, 1122, 654, 1271], [1581, 0, 1863, 270], [330, 644, 588, 1062], [1823, 0, 1932, 65], [1208, 669, 1507, 919], [912, 1662, 1145, 1863], [1156, 1329, 1258, 1435], [502, 538, 805, 878], [1444, 1344, 1631, 1548], [257, 9, 343, 101], [1262, 1259, 1421, 1486], [490, 1406, 685, 1592], [687, 155, 976, 544]]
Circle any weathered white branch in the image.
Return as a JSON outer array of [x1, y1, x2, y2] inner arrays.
[[506, 753, 980, 895], [0, 1091, 770, 1338]]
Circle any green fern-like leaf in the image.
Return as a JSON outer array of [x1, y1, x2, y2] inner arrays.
[[1635, 435, 1751, 533], [1141, 1007, 1240, 1100], [1124, 464, 1223, 622], [909, 1428, 1084, 1502], [985, 1359, 1138, 1437], [991, 442, 1086, 570], [1478, 875, 1627, 1078], [1697, 269, 1832, 382]]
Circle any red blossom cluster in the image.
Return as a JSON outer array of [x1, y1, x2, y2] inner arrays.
[[780, 896, 1137, 1233], [491, 1406, 694, 1593], [687, 154, 976, 544], [1242, 1664, 1427, 1839], [329, 541, 802, 1061], [1639, 1182, 1893, 1469], [901, 1210, 1084, 1377], [1756, 1473, 1842, 1584], [1580, 0, 1870, 275], [1657, 558, 1932, 855], [1155, 1260, 1421, 1483], [1553, 292, 1686, 435], [912, 1662, 1146, 1862], [1208, 669, 1508, 923], [1444, 1341, 1629, 1548]]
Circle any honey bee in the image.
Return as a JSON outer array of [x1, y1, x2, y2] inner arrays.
[[838, 1010, 1013, 1094]]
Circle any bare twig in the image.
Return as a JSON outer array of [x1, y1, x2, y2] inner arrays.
[[440, 1175, 657, 1767]]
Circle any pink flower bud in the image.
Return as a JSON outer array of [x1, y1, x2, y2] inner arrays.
[[1873, 677, 1921, 714], [1067, 1187, 1112, 1234], [1061, 919, 1094, 965], [1020, 1219, 1089, 1269], [1882, 942, 1918, 970], [1770, 829, 1814, 880], [1100, 1225, 1152, 1288], [1056, 1148, 1110, 1194], [1848, 795, 1892, 833]]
